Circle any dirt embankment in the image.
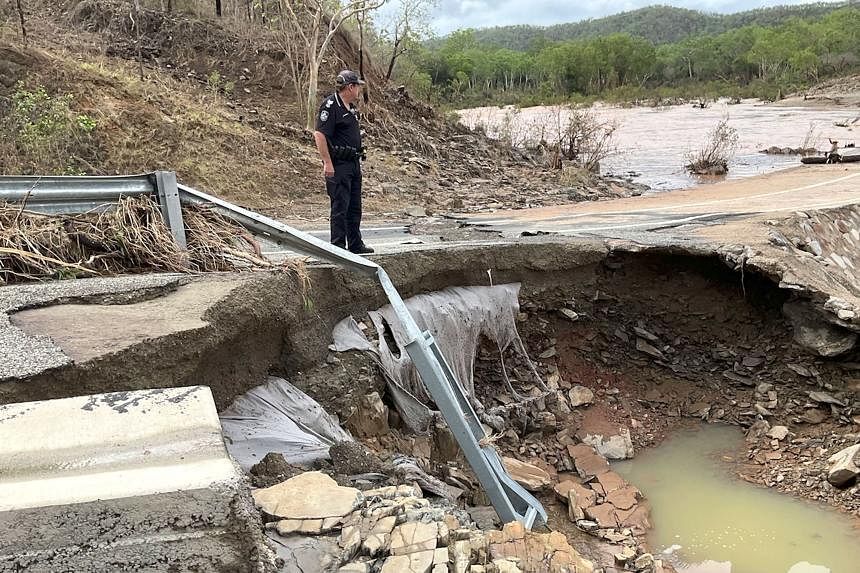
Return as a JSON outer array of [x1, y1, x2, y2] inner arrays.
[[0, 2, 641, 225], [773, 74, 860, 109]]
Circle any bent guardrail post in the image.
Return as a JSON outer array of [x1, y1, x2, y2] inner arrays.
[[178, 182, 547, 528]]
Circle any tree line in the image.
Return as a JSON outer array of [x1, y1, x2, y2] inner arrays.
[[466, 3, 852, 51], [407, 7, 860, 105]]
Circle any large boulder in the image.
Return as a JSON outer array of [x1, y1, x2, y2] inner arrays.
[[783, 302, 857, 357], [826, 444, 860, 487]]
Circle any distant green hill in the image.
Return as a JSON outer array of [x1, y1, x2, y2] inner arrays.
[[467, 2, 852, 50]]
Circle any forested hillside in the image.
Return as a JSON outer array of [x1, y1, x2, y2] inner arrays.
[[469, 2, 852, 50], [411, 5, 860, 106]]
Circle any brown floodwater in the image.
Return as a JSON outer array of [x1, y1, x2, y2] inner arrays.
[[457, 101, 858, 190]]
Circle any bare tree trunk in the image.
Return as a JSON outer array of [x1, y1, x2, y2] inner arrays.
[[358, 8, 368, 104], [15, 0, 28, 46], [166, 0, 172, 13], [215, 0, 222, 17], [132, 0, 144, 81]]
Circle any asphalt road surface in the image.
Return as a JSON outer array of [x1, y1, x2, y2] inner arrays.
[[262, 164, 860, 257]]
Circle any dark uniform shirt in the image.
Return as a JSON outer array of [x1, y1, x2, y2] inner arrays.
[[315, 93, 361, 159]]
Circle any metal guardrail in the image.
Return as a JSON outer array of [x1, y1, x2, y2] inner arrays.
[[0, 172, 547, 528]]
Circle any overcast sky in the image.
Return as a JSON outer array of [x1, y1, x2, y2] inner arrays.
[[429, 0, 847, 35]]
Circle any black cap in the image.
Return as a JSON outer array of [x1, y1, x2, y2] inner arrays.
[[336, 70, 365, 87]]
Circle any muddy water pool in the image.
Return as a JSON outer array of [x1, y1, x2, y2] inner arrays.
[[613, 425, 860, 573], [457, 102, 858, 190]]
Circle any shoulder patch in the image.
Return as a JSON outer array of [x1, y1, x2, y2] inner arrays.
[[325, 99, 334, 108], [319, 110, 329, 122]]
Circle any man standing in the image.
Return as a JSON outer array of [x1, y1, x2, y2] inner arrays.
[[313, 70, 373, 254]]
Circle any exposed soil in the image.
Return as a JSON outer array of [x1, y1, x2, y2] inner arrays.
[[0, 2, 642, 228]]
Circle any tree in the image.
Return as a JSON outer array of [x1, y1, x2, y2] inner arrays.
[[279, 0, 386, 131], [378, 0, 437, 81], [14, 0, 27, 46]]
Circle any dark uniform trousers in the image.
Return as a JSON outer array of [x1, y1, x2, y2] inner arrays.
[[326, 159, 363, 250]]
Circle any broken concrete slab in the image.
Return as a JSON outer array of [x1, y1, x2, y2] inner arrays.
[[380, 549, 435, 573], [10, 279, 244, 364], [254, 472, 362, 520], [389, 522, 438, 555], [0, 386, 275, 572]]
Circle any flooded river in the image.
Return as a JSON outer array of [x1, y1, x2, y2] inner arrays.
[[614, 425, 860, 573], [457, 102, 858, 190]]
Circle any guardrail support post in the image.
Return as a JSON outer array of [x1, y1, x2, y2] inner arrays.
[[154, 171, 187, 249]]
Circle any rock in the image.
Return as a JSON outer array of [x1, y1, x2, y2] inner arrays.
[[767, 426, 790, 440], [634, 553, 655, 570], [539, 347, 557, 359], [501, 457, 551, 491], [614, 546, 636, 563], [450, 539, 471, 573], [567, 490, 585, 521], [404, 206, 427, 218], [486, 523, 594, 573], [808, 391, 846, 407], [636, 338, 665, 360], [339, 525, 361, 557], [567, 444, 610, 479], [380, 549, 434, 573], [787, 363, 813, 377], [253, 471, 362, 520], [746, 419, 771, 441], [826, 444, 860, 487], [595, 470, 627, 493], [633, 326, 659, 342], [467, 506, 500, 530], [802, 408, 827, 424], [559, 308, 579, 321], [493, 559, 523, 573], [606, 486, 640, 511], [337, 563, 369, 573], [783, 301, 857, 357], [568, 385, 595, 407], [347, 392, 390, 438], [581, 428, 635, 460], [584, 503, 618, 528], [362, 515, 396, 556], [390, 522, 438, 555]]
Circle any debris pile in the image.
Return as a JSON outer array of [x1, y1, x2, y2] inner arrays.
[[251, 471, 596, 573], [0, 196, 281, 284]]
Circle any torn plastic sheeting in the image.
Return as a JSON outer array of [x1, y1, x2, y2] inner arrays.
[[220, 376, 353, 470], [332, 283, 536, 415]]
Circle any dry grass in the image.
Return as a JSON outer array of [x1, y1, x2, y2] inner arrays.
[[0, 195, 295, 285]]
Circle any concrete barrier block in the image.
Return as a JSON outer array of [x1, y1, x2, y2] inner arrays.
[[0, 386, 275, 572]]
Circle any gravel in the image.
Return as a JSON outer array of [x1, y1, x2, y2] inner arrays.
[[0, 274, 184, 381]]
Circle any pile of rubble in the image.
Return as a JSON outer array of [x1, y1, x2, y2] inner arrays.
[[251, 470, 597, 573]]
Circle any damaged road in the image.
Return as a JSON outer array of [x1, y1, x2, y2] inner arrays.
[[1, 164, 859, 573]]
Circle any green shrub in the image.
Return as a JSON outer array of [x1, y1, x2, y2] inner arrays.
[[1, 83, 101, 175]]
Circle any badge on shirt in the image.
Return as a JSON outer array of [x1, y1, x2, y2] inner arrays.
[[320, 110, 329, 121]]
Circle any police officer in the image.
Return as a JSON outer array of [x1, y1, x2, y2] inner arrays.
[[313, 70, 373, 254]]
